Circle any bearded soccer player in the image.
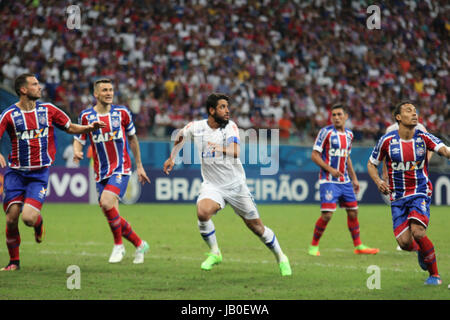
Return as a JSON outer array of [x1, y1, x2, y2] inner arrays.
[[368, 101, 450, 285], [73, 79, 150, 264], [308, 104, 379, 256], [163, 93, 292, 276], [0, 73, 105, 271]]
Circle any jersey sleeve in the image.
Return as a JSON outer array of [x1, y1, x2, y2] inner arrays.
[[225, 121, 240, 145], [420, 132, 445, 153], [313, 127, 328, 153], [0, 109, 11, 139], [74, 112, 88, 145], [369, 136, 389, 166], [49, 104, 71, 130], [181, 121, 195, 140], [121, 107, 136, 136]]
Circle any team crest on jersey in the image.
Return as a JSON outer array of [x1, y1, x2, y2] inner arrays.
[[38, 114, 47, 125], [112, 118, 120, 128], [88, 114, 97, 120], [416, 147, 425, 157], [391, 138, 399, 144], [325, 190, 333, 201]]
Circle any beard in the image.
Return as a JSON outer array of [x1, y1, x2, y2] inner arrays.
[[213, 113, 229, 128], [27, 93, 40, 101]]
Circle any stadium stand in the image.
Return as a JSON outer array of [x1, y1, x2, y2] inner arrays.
[[0, 0, 448, 145]]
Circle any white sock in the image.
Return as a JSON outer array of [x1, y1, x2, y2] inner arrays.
[[198, 220, 220, 255], [260, 226, 286, 263]]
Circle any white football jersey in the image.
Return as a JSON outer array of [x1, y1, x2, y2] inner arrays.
[[385, 122, 427, 133], [182, 119, 245, 188]]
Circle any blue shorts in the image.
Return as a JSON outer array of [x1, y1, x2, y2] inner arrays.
[[391, 195, 430, 238], [319, 182, 358, 212], [3, 167, 49, 213], [96, 173, 130, 201]]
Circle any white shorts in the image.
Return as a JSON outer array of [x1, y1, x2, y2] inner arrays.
[[197, 182, 260, 220]]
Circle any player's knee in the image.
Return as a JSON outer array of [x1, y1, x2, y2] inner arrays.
[[99, 195, 115, 212], [321, 211, 333, 222], [397, 238, 411, 250], [21, 213, 34, 227], [197, 207, 213, 221]]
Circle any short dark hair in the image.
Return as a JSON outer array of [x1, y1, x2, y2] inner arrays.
[[93, 78, 113, 91], [205, 93, 230, 115], [14, 73, 36, 96], [331, 103, 347, 114], [393, 100, 414, 123]]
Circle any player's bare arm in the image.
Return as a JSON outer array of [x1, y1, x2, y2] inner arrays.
[[0, 153, 6, 168], [367, 161, 390, 195], [436, 145, 450, 159], [163, 129, 186, 175], [72, 139, 84, 164], [66, 121, 106, 135], [207, 141, 240, 158], [128, 134, 151, 185], [311, 150, 343, 178], [347, 157, 360, 194]]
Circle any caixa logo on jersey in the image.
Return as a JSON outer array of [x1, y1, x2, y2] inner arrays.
[[46, 168, 90, 202], [16, 128, 49, 140], [92, 130, 123, 143], [391, 160, 425, 171], [328, 148, 348, 157]]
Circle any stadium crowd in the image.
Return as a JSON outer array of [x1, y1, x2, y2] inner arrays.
[[0, 0, 449, 144]]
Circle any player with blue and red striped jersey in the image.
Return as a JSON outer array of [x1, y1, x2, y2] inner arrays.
[[308, 104, 379, 257], [0, 73, 105, 271], [73, 78, 150, 265], [368, 101, 450, 286]]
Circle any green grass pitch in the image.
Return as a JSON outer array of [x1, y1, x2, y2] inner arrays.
[[0, 203, 449, 300]]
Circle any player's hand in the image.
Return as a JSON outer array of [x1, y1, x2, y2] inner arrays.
[[0, 153, 6, 168], [89, 121, 106, 131], [330, 168, 344, 179], [73, 150, 84, 164], [352, 179, 360, 194], [163, 158, 175, 175], [376, 179, 390, 195], [137, 166, 151, 185]]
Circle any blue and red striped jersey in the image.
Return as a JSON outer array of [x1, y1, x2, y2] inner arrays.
[[313, 125, 354, 184], [75, 105, 136, 182], [369, 129, 445, 202], [0, 102, 71, 170]]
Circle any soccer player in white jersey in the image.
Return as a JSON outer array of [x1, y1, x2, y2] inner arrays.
[[163, 93, 292, 276]]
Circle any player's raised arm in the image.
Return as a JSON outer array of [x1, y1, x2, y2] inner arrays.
[[128, 134, 151, 185], [66, 121, 106, 135], [163, 128, 186, 175]]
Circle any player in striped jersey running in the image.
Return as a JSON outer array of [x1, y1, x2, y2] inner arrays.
[[0, 73, 105, 271], [73, 78, 150, 264], [308, 104, 379, 256], [368, 101, 450, 285]]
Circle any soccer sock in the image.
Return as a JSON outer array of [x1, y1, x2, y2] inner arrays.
[[5, 226, 20, 263], [102, 207, 123, 245], [121, 218, 142, 247], [311, 216, 329, 246], [198, 220, 220, 255], [347, 215, 362, 247], [416, 236, 439, 276], [259, 226, 286, 263]]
